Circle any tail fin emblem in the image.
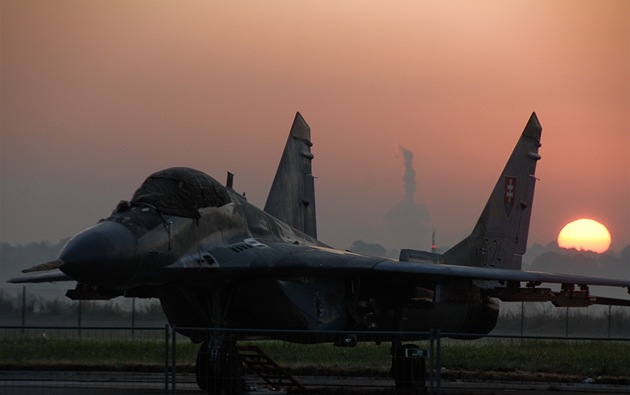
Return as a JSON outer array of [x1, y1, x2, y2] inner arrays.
[[504, 176, 516, 216]]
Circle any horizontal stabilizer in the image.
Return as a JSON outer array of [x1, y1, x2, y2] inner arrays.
[[399, 249, 441, 264]]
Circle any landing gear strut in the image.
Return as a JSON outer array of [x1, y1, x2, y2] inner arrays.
[[196, 336, 244, 395], [391, 342, 427, 394]]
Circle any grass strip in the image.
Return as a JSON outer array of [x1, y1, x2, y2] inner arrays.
[[2, 336, 630, 379]]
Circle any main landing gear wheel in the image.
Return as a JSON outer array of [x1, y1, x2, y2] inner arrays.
[[196, 339, 244, 395], [392, 343, 427, 394]]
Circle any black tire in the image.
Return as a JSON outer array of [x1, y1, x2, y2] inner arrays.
[[195, 342, 212, 392], [392, 344, 427, 394], [195, 342, 244, 395]]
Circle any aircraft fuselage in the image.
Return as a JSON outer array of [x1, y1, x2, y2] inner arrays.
[[59, 174, 498, 342]]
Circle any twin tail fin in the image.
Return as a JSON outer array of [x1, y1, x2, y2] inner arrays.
[[442, 113, 542, 270], [264, 112, 317, 238]]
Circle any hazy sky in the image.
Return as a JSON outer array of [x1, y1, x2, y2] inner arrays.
[[2, 1, 629, 254]]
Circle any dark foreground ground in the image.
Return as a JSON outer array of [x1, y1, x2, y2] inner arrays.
[[1, 370, 629, 395]]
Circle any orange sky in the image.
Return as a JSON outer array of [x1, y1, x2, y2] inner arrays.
[[1, 1, 629, 254]]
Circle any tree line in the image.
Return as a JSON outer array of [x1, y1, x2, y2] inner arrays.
[[0, 288, 166, 326]]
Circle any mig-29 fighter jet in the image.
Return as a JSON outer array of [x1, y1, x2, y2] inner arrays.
[[11, 112, 630, 394]]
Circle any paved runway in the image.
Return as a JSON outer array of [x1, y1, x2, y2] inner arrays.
[[1, 370, 629, 394]]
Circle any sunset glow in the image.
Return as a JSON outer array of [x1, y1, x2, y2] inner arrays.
[[557, 219, 612, 253], [1, 2, 628, 252]]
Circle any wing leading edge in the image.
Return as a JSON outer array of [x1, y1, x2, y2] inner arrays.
[[374, 259, 630, 289]]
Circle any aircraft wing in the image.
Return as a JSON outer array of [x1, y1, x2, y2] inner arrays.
[[373, 259, 630, 306], [173, 242, 630, 307], [174, 241, 630, 289], [10, 240, 630, 307], [373, 260, 630, 289]]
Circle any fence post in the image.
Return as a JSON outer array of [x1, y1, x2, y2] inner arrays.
[[21, 286, 26, 333], [131, 298, 136, 339], [164, 324, 169, 395], [78, 300, 82, 338], [520, 301, 524, 336], [436, 329, 441, 394], [428, 329, 434, 395], [172, 325, 177, 395]]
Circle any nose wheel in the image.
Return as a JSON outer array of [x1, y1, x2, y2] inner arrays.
[[391, 342, 427, 394], [196, 337, 244, 395]]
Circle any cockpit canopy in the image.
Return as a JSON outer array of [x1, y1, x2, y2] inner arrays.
[[130, 167, 230, 218]]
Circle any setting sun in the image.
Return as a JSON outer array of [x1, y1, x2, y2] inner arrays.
[[557, 218, 612, 253]]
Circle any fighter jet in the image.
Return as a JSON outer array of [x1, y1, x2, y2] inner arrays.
[[10, 112, 630, 394]]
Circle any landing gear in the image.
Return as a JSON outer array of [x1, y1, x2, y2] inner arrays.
[[391, 342, 427, 394], [196, 337, 244, 394]]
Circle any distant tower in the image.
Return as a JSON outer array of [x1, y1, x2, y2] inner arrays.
[[431, 229, 438, 253]]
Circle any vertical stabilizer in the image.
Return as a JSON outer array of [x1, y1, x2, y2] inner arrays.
[[264, 112, 317, 238], [442, 113, 542, 270]]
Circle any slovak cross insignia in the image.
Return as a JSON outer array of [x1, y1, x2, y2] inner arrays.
[[504, 176, 516, 216]]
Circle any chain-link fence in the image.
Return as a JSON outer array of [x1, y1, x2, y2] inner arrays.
[[2, 286, 630, 394], [2, 324, 630, 394]]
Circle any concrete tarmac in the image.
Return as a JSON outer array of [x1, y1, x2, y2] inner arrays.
[[1, 370, 629, 394]]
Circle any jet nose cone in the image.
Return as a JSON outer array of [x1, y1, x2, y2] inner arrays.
[[59, 221, 138, 286]]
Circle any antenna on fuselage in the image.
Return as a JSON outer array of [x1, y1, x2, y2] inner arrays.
[[226, 172, 234, 189], [226, 171, 247, 200]]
